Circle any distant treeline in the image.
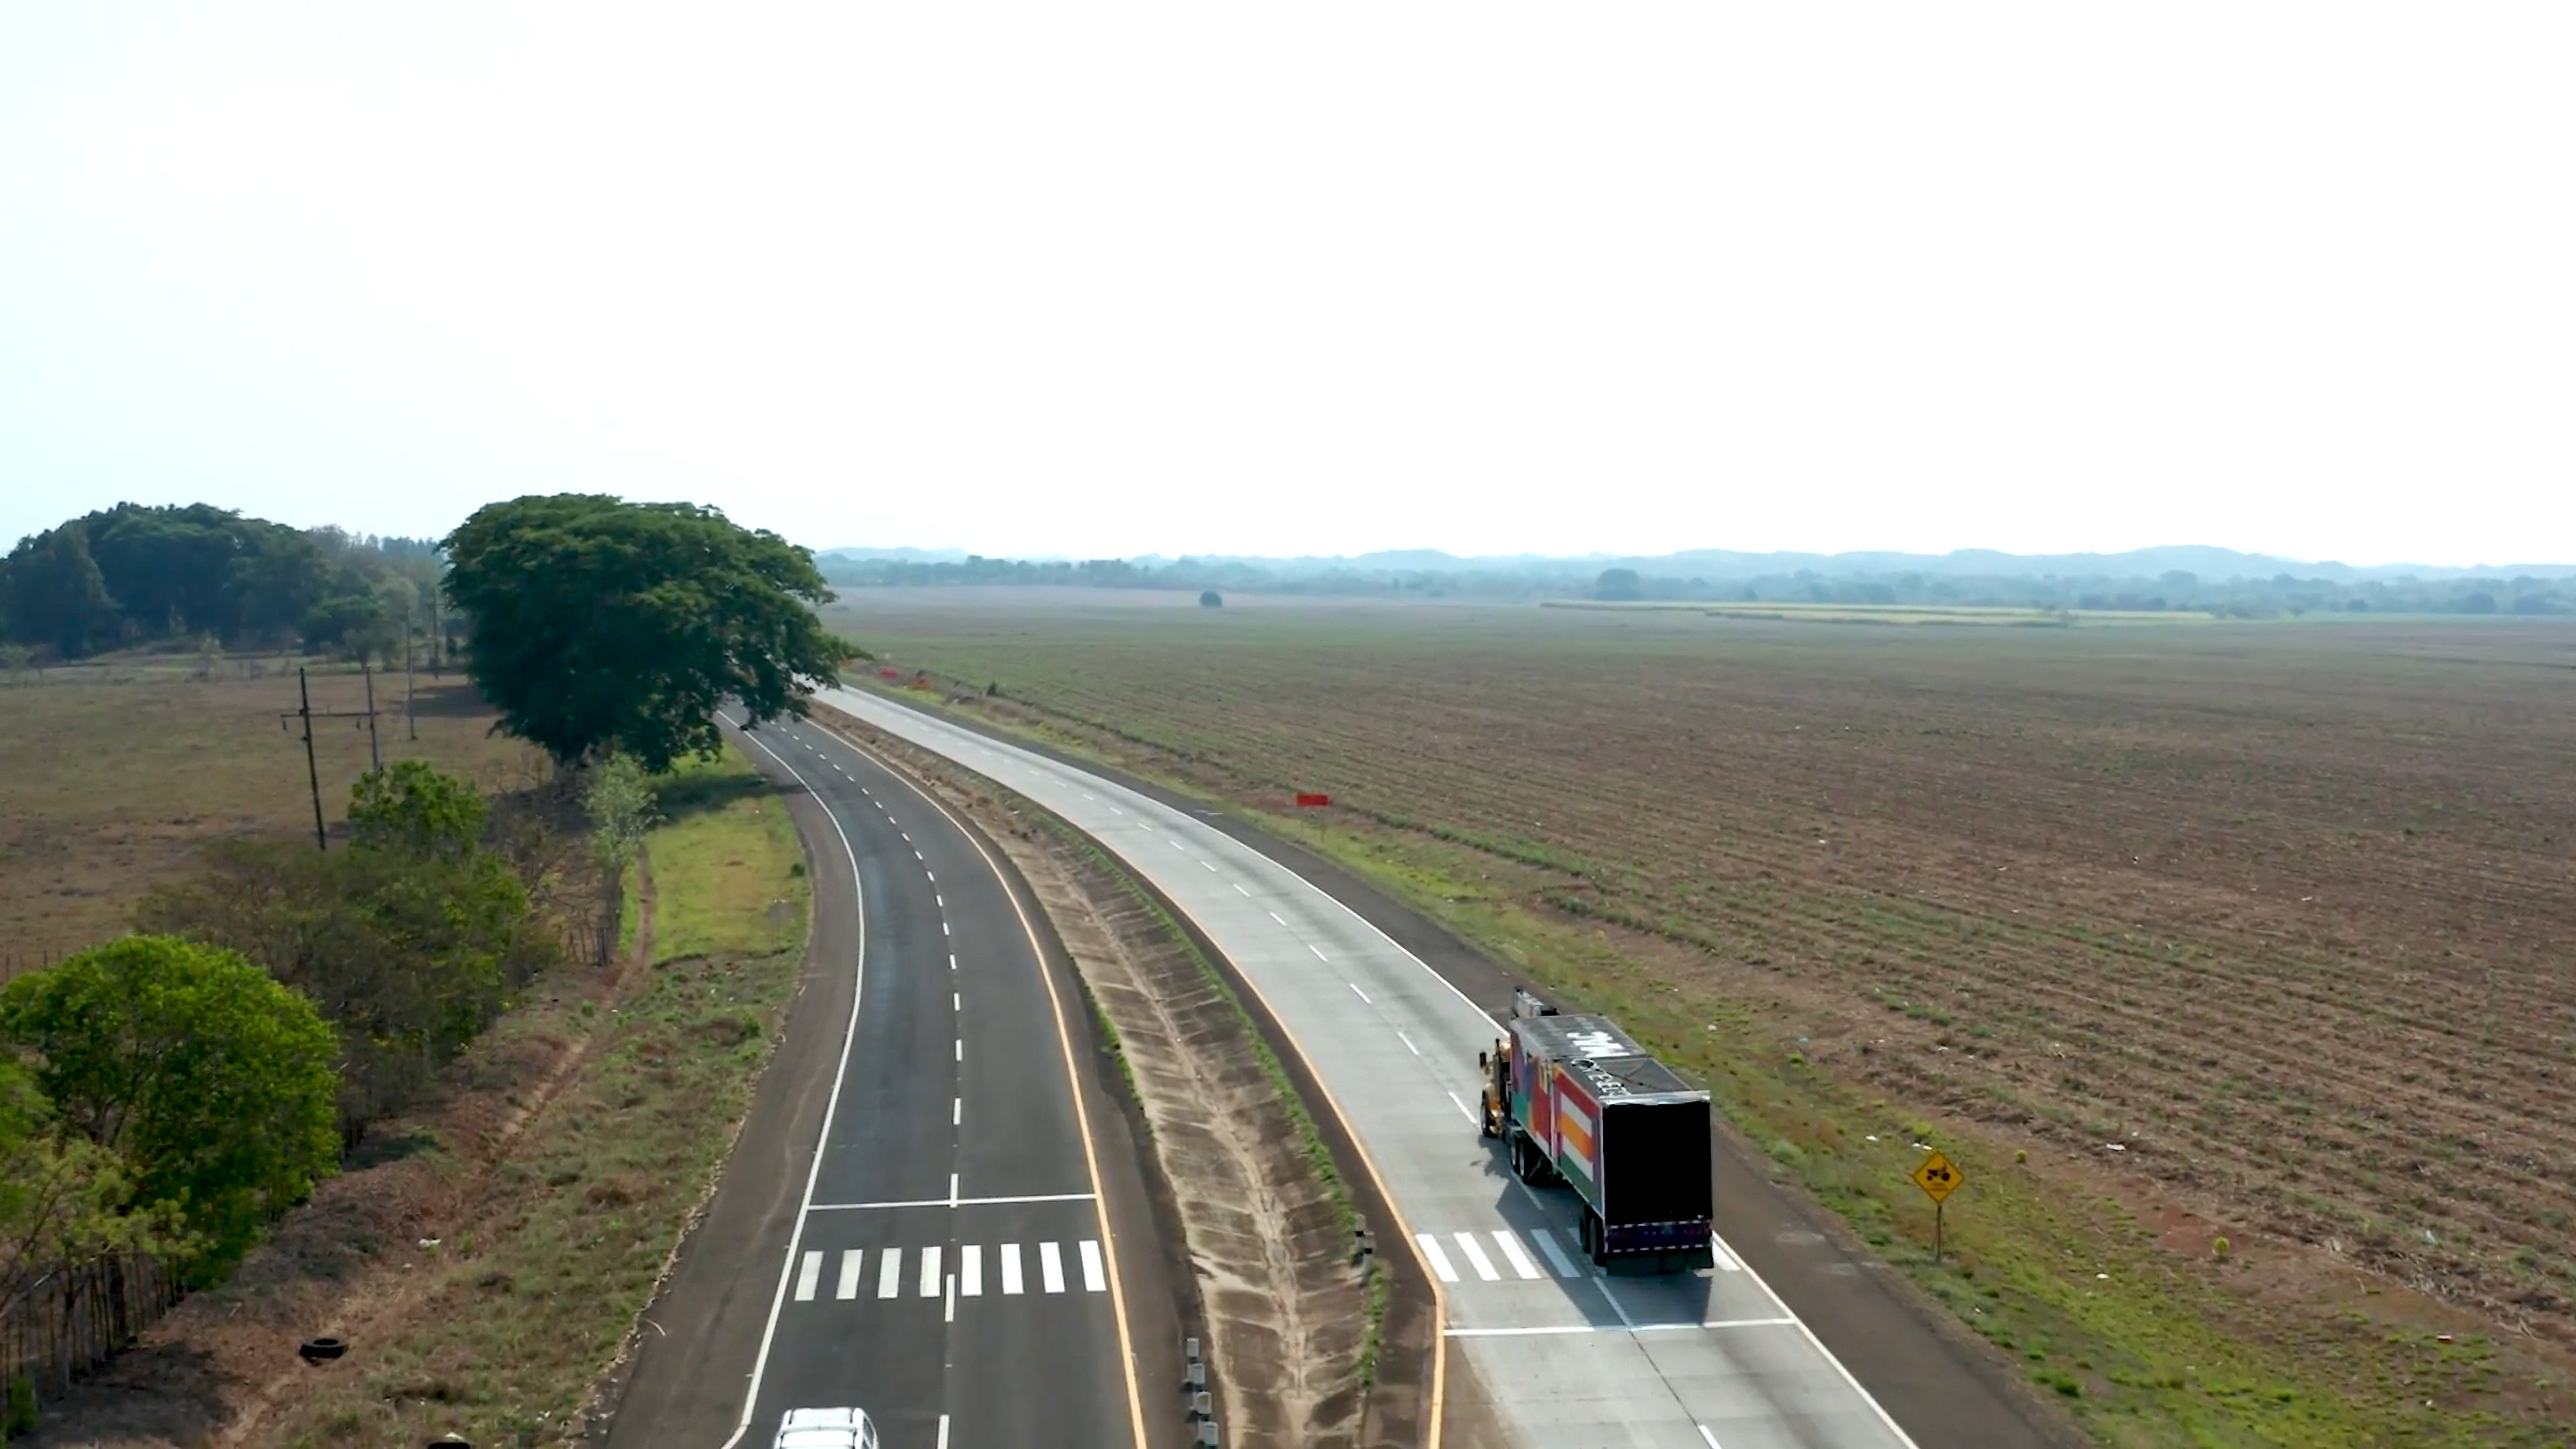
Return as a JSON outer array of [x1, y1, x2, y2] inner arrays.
[[822, 552, 2574, 617], [1587, 567, 2575, 618], [823, 553, 1599, 597], [0, 504, 452, 662]]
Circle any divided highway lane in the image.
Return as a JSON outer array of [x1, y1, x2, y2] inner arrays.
[[608, 715, 1148, 1449], [820, 686, 1917, 1449]]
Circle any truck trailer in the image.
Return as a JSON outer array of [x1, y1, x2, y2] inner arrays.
[[1479, 990, 1713, 1273]]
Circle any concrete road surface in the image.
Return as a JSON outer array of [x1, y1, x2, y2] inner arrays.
[[605, 716, 1166, 1449], [821, 686, 2065, 1449]]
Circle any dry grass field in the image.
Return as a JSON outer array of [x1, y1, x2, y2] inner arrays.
[[831, 588, 2576, 1445], [0, 659, 547, 975]]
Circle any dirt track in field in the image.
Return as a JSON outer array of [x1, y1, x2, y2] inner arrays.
[[833, 594, 2576, 1347]]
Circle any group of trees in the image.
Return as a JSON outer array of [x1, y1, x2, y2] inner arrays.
[[135, 761, 564, 1141], [0, 759, 574, 1335], [3, 492, 846, 1354], [0, 503, 451, 663]]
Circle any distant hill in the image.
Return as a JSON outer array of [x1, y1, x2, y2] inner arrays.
[[815, 540, 2576, 617], [822, 542, 2575, 582]]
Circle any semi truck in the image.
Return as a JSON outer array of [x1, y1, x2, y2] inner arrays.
[[1479, 989, 1714, 1273]]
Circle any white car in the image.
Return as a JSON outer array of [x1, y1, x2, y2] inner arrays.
[[774, 1407, 878, 1449]]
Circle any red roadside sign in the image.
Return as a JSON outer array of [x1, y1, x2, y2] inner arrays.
[[1296, 792, 1332, 808]]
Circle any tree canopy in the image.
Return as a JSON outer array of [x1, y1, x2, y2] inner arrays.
[[0, 502, 445, 659], [0, 1057, 180, 1321], [0, 936, 340, 1277], [441, 494, 849, 771]]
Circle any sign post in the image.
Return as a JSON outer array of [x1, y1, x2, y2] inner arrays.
[[1912, 1150, 1965, 1263]]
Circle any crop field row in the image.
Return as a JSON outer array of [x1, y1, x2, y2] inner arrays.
[[830, 594, 2576, 1358]]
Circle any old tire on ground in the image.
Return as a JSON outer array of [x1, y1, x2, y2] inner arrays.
[[297, 1338, 346, 1363]]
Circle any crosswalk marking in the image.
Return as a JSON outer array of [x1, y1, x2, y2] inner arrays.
[[1417, 1234, 1459, 1283], [791, 1240, 1108, 1302], [1452, 1232, 1501, 1281], [1528, 1228, 1579, 1279], [1409, 1224, 1741, 1281]]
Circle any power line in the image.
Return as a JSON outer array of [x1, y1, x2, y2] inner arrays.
[[278, 665, 383, 851]]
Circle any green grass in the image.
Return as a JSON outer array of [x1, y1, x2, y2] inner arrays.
[[260, 739, 811, 1449], [645, 748, 807, 962]]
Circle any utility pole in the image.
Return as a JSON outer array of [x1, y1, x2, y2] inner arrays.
[[280, 667, 384, 851], [402, 596, 418, 741], [292, 668, 326, 851], [362, 663, 382, 771]]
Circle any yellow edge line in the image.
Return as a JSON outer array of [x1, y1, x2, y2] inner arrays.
[[831, 695, 1451, 1446], [850, 735, 1155, 1449]]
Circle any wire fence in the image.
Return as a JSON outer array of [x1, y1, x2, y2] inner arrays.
[[0, 949, 62, 989], [0, 1255, 185, 1407]]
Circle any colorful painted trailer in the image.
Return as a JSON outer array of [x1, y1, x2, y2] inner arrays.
[[1480, 991, 1713, 1273]]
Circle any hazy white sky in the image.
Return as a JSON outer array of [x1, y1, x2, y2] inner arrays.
[[3, 5, 2569, 565]]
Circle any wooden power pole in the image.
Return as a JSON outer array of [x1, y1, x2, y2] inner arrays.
[[280, 667, 383, 851]]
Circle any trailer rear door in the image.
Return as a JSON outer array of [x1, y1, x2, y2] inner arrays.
[[1600, 1096, 1713, 1227]]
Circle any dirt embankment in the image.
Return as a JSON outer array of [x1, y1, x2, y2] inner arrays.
[[825, 716, 1381, 1448]]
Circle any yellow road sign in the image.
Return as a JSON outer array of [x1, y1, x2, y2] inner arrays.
[[1913, 1150, 1965, 1204]]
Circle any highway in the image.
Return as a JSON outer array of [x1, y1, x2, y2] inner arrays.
[[606, 716, 1158, 1449], [818, 685, 2059, 1449]]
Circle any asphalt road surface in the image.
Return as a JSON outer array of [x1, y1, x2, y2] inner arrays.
[[822, 686, 2063, 1449], [606, 716, 1158, 1449]]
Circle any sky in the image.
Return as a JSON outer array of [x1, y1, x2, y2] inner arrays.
[[3, 5, 2570, 567]]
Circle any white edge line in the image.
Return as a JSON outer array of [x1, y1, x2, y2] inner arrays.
[[1442, 1317, 1796, 1338], [806, 1191, 1097, 1212], [718, 722, 871, 1449]]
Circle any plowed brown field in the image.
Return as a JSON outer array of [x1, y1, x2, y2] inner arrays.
[[834, 591, 2576, 1354]]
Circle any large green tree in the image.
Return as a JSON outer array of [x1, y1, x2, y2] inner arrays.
[[0, 936, 341, 1277], [441, 494, 850, 771]]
